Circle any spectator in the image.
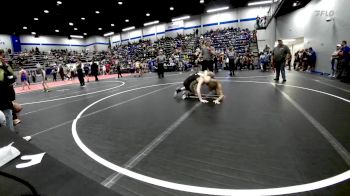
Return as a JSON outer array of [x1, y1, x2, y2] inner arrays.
[[0, 110, 5, 127], [51, 66, 57, 82], [256, 16, 261, 29], [58, 64, 65, 81], [293, 51, 299, 70], [301, 49, 309, 71], [307, 47, 317, 72], [0, 49, 16, 131], [91, 60, 99, 81], [260, 52, 269, 72], [340, 41, 350, 83], [330, 44, 341, 78], [83, 63, 90, 82]]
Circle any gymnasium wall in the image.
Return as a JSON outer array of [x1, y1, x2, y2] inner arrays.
[[129, 29, 143, 43], [184, 17, 201, 35], [165, 21, 184, 38], [84, 36, 109, 52], [94, 36, 109, 51], [257, 17, 276, 52], [111, 34, 121, 46], [20, 35, 86, 51], [142, 25, 157, 41], [0, 34, 13, 51], [19, 35, 110, 52], [85, 36, 97, 51], [276, 0, 350, 74]]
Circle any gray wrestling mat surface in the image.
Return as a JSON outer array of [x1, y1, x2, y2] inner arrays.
[[10, 70, 350, 195]]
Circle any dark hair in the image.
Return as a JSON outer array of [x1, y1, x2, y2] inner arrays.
[[343, 40, 347, 45], [0, 49, 4, 55]]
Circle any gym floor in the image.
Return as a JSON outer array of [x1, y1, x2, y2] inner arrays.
[[15, 70, 350, 196]]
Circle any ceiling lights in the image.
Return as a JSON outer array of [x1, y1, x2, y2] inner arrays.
[[69, 22, 74, 26], [207, 6, 229, 13], [111, 24, 115, 27], [200, 0, 204, 4], [57, 1, 62, 5], [55, 29, 59, 32], [282, 39, 296, 42], [172, 16, 190, 22], [98, 28, 102, 30], [144, 20, 159, 26], [122, 26, 135, 32], [31, 32, 36, 35], [74, 28, 78, 31], [34, 18, 39, 21], [170, 7, 174, 11], [81, 17, 85, 20], [44, 10, 49, 14], [83, 33, 87, 36], [293, 1, 301, 7], [248, 0, 273, 6], [125, 19, 129, 22], [118, 1, 123, 5], [23, 26, 27, 30], [95, 11, 100, 14], [104, 32, 114, 37], [70, 35, 84, 39], [146, 13, 150, 17]]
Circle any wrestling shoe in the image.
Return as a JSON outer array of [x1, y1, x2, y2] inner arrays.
[[174, 87, 181, 97], [22, 136, 32, 142]]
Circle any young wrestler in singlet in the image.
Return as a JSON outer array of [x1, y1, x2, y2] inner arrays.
[[174, 71, 224, 104]]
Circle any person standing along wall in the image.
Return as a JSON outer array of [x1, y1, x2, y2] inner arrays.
[[340, 41, 350, 83], [330, 44, 341, 78], [308, 47, 317, 72]]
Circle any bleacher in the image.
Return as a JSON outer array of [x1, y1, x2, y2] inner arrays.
[[5, 27, 259, 74]]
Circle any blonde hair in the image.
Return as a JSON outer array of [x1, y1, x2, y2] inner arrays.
[[207, 80, 219, 91]]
